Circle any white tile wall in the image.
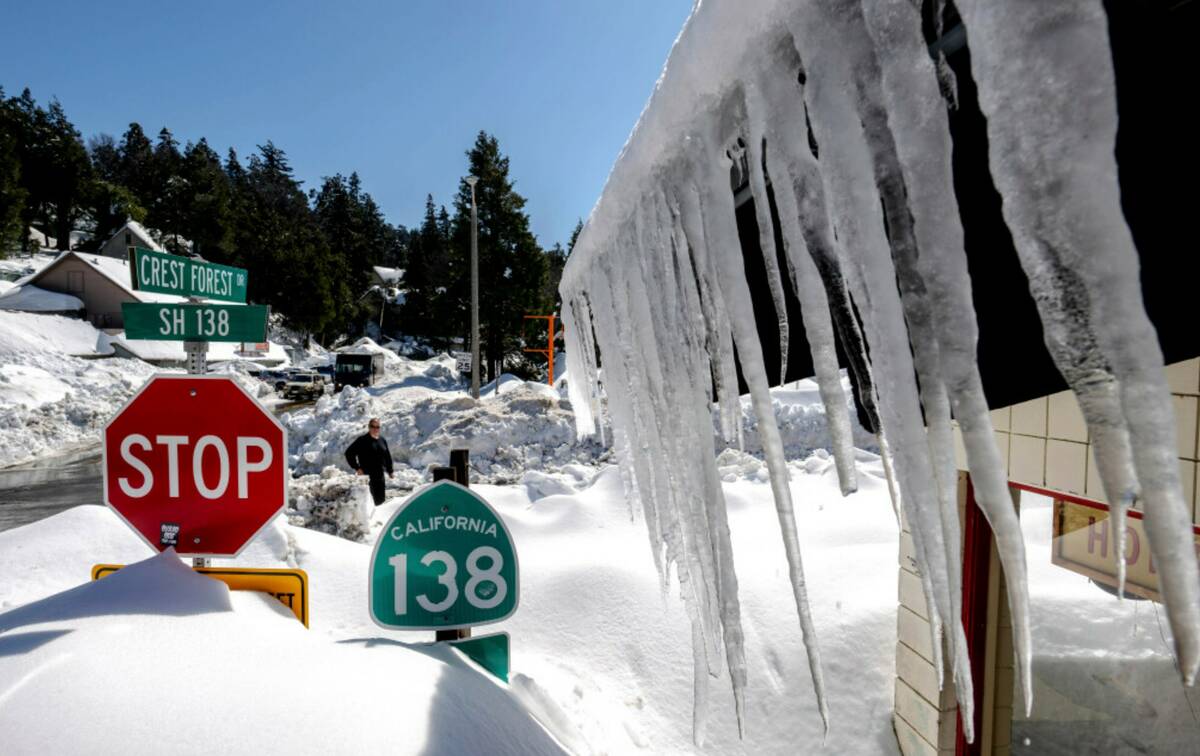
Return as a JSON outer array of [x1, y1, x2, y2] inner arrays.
[[1166, 358, 1200, 395], [1047, 391, 1088, 442], [1011, 397, 1048, 436], [1045, 440, 1087, 496], [1009, 435, 1046, 487]]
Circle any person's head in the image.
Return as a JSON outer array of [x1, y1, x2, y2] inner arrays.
[[368, 418, 381, 437]]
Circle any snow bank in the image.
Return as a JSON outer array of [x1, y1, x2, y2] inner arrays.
[[282, 366, 606, 483], [0, 544, 565, 755], [0, 283, 84, 312], [0, 311, 155, 466], [0, 451, 904, 755]]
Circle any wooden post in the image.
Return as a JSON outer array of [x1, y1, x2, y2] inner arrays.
[[434, 455, 471, 642], [450, 448, 470, 488]]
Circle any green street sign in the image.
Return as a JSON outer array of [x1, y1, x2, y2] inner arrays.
[[370, 481, 519, 630], [449, 632, 510, 683], [129, 246, 248, 303], [121, 302, 269, 342]]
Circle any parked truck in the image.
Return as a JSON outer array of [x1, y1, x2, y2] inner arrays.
[[334, 351, 386, 392]]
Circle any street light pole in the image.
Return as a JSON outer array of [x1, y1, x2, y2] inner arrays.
[[467, 176, 480, 399]]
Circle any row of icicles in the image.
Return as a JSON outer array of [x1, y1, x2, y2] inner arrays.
[[560, 0, 1199, 743]]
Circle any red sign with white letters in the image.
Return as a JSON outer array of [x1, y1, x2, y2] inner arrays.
[[103, 375, 288, 557]]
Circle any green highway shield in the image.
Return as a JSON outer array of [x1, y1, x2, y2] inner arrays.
[[370, 481, 519, 630], [121, 302, 268, 342], [128, 247, 248, 303]]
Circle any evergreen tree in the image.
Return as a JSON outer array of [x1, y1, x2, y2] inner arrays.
[[448, 131, 549, 381], [116, 123, 155, 206], [0, 88, 28, 255], [42, 99, 92, 249], [399, 195, 450, 339], [151, 127, 185, 250], [232, 142, 339, 341], [179, 138, 233, 262]]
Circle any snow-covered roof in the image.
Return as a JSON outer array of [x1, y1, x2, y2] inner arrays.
[[20, 251, 197, 304], [372, 266, 403, 284], [27, 227, 56, 250], [101, 219, 164, 253], [0, 284, 84, 312]]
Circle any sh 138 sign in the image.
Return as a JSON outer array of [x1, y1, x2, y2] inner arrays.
[[369, 481, 519, 630]]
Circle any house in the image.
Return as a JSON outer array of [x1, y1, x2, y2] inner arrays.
[[96, 219, 163, 260], [370, 266, 403, 287], [2, 250, 182, 329]]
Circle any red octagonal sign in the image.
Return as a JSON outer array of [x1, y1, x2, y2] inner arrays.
[[104, 375, 288, 557]]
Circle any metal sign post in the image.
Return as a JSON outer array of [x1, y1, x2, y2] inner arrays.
[[185, 298, 209, 568]]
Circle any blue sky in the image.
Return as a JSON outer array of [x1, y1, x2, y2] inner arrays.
[[0, 0, 693, 248]]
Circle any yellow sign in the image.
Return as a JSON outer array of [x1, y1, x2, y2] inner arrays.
[[1052, 498, 1200, 602], [92, 564, 309, 627]]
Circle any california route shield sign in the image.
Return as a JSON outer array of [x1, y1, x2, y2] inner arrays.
[[369, 481, 519, 630]]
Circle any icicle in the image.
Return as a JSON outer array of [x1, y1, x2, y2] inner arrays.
[[671, 184, 744, 451], [956, 0, 1200, 685], [742, 76, 858, 495], [853, 0, 1036, 714], [785, 6, 974, 736], [682, 130, 829, 733], [736, 136, 791, 384]]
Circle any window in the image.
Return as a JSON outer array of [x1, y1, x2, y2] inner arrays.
[[67, 271, 84, 293]]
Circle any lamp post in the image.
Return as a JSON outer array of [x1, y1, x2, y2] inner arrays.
[[467, 175, 480, 399]]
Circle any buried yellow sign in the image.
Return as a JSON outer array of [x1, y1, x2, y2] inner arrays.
[[92, 564, 309, 627], [1051, 497, 1200, 602]]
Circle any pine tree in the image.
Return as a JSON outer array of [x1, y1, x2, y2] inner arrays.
[[398, 195, 450, 340], [179, 138, 233, 262], [0, 88, 28, 256], [448, 131, 549, 381], [116, 123, 155, 208], [151, 127, 185, 250]]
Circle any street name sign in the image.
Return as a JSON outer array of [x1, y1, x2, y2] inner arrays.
[[129, 246, 248, 303], [93, 564, 309, 626], [370, 481, 519, 630], [103, 375, 288, 558], [122, 302, 268, 342]]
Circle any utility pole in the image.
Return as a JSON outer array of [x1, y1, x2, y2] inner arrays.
[[467, 175, 480, 399]]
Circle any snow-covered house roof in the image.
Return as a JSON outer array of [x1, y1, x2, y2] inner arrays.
[[97, 219, 164, 259], [371, 266, 403, 286], [27, 227, 56, 250], [0, 284, 84, 313], [53, 251, 184, 304]]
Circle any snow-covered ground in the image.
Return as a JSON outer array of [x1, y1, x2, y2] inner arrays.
[[0, 450, 902, 755], [0, 311, 156, 466]]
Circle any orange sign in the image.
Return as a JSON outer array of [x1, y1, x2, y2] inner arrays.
[[1051, 498, 1200, 602], [92, 564, 309, 627]]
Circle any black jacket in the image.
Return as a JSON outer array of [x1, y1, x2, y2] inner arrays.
[[345, 433, 393, 478]]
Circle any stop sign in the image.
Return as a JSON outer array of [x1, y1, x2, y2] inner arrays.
[[103, 375, 288, 557]]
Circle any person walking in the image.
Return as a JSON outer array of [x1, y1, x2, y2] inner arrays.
[[345, 417, 394, 505]]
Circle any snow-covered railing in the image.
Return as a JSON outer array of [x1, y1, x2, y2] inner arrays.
[[560, 0, 1199, 742]]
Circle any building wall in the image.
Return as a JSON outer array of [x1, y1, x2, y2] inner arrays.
[[956, 359, 1200, 525], [98, 230, 141, 260], [896, 359, 1200, 754], [35, 258, 132, 328]]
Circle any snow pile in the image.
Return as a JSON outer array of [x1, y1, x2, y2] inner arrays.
[[0, 545, 565, 755], [0, 311, 157, 466], [0, 283, 84, 312], [282, 369, 606, 483], [559, 0, 1199, 738], [287, 466, 398, 541], [0, 451, 904, 754]]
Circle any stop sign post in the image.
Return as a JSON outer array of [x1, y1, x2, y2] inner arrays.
[[103, 375, 288, 558]]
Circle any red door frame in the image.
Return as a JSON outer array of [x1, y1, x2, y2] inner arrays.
[[956, 475, 992, 756]]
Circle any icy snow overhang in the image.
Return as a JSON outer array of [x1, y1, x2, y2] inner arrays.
[[564, 1, 1199, 415], [558, 0, 1200, 742]]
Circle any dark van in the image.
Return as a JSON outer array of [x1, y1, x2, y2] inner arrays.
[[334, 351, 386, 391]]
